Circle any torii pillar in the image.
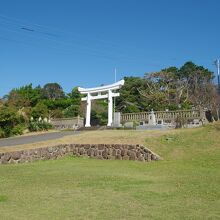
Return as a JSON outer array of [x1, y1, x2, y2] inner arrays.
[[78, 80, 125, 127], [107, 90, 113, 126], [85, 93, 91, 127]]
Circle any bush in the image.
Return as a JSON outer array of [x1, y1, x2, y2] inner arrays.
[[28, 121, 53, 132], [50, 109, 64, 118], [31, 103, 48, 119], [63, 105, 80, 118], [0, 106, 25, 137], [0, 128, 5, 138], [11, 124, 25, 136], [90, 110, 108, 126]]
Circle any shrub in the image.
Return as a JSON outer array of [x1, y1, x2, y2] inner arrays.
[[28, 121, 53, 132], [31, 102, 48, 119], [50, 109, 64, 118], [63, 105, 80, 118], [0, 106, 25, 137], [0, 128, 5, 138], [11, 124, 25, 136]]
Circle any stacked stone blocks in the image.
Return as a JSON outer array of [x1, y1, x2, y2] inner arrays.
[[0, 144, 160, 164]]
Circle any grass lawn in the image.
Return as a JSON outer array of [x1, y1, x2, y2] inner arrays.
[[0, 129, 175, 153], [0, 124, 220, 219]]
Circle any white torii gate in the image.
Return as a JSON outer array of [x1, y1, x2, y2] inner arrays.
[[78, 80, 124, 127]]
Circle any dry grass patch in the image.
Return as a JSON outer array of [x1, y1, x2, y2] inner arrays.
[[0, 129, 177, 153]]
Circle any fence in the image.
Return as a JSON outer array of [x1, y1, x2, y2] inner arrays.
[[121, 109, 205, 123]]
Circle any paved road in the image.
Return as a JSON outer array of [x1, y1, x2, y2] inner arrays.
[[0, 131, 81, 147]]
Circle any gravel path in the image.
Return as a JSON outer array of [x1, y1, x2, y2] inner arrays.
[[0, 131, 81, 147]]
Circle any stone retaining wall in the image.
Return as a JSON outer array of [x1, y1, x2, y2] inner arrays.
[[0, 144, 161, 164], [50, 117, 84, 130]]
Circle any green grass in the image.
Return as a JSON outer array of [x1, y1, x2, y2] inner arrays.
[[0, 124, 220, 219], [0, 195, 8, 202]]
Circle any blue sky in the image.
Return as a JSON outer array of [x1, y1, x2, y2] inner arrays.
[[0, 0, 220, 96]]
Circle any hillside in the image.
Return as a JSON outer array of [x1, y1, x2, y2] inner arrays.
[[0, 124, 219, 219]]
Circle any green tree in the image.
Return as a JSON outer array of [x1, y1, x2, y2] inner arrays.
[[42, 99, 73, 110], [141, 62, 217, 111], [31, 102, 48, 119], [178, 61, 215, 108], [116, 77, 149, 112], [63, 105, 80, 118], [68, 87, 81, 104], [42, 83, 65, 100], [7, 84, 42, 107], [49, 109, 64, 119]]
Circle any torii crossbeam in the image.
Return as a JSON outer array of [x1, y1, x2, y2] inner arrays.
[[78, 80, 124, 127]]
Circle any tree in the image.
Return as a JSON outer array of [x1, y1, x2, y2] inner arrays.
[[116, 77, 149, 112], [178, 61, 215, 109], [31, 102, 48, 119], [63, 105, 80, 118], [42, 99, 73, 110], [49, 109, 64, 119], [68, 87, 81, 103], [42, 83, 65, 100], [6, 84, 42, 107], [141, 62, 217, 111], [143, 67, 187, 109]]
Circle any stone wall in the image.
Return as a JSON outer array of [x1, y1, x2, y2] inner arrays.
[[50, 117, 84, 130], [0, 144, 160, 164]]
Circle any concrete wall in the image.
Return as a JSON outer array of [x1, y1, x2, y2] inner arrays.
[[0, 144, 161, 164]]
